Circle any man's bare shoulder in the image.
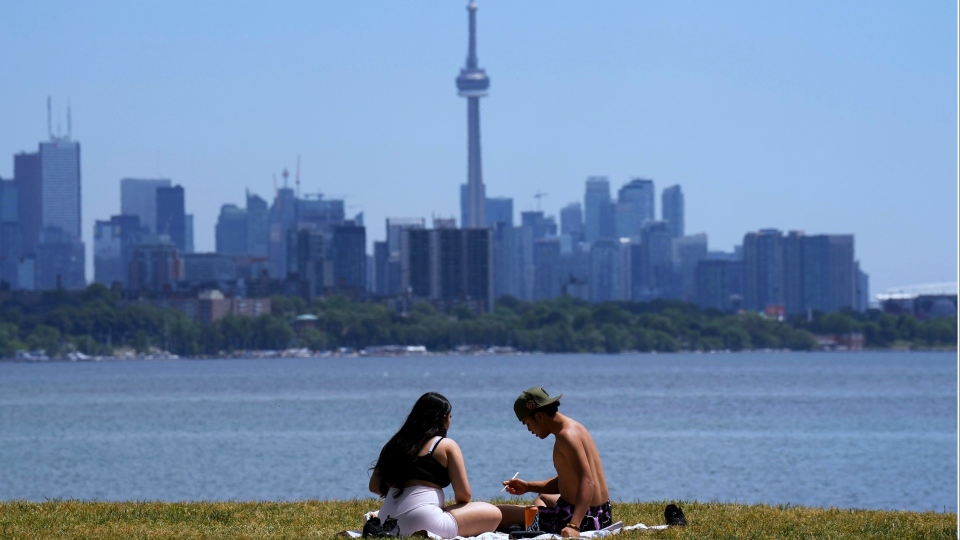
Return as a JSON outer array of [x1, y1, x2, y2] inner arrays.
[[555, 417, 589, 449]]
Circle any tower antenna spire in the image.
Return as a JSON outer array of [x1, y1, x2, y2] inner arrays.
[[466, 2, 478, 69]]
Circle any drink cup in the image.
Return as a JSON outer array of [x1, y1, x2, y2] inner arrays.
[[524, 505, 538, 529]]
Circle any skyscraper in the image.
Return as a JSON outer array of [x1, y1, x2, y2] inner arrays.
[[13, 152, 40, 255], [559, 203, 584, 243], [401, 227, 494, 312], [33, 118, 85, 290], [0, 179, 20, 287], [216, 204, 248, 255], [156, 185, 186, 252], [743, 229, 786, 312], [329, 221, 367, 297], [673, 233, 707, 301], [485, 196, 513, 228], [615, 178, 655, 240], [456, 1, 490, 229], [638, 220, 675, 300], [662, 185, 684, 239], [39, 139, 81, 240], [121, 178, 171, 234], [584, 177, 614, 243], [246, 192, 269, 257]]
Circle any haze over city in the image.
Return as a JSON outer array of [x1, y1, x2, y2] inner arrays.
[[1, 1, 956, 296]]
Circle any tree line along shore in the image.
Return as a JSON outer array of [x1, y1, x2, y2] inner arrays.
[[0, 284, 955, 359], [0, 499, 955, 540]]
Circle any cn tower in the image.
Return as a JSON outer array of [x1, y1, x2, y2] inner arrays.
[[456, 1, 490, 229]]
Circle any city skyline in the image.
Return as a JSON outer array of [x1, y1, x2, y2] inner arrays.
[[0, 1, 956, 295]]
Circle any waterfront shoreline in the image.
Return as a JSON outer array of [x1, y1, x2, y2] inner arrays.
[[2, 345, 955, 364]]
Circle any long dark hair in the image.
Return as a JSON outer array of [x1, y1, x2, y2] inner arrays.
[[371, 392, 451, 498]]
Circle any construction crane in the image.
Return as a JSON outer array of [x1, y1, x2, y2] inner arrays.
[[273, 174, 281, 212], [534, 190, 548, 211], [296, 155, 301, 199]]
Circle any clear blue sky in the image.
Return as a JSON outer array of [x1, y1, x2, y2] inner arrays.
[[1, 1, 956, 296]]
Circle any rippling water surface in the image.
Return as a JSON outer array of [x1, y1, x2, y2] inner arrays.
[[0, 351, 955, 512]]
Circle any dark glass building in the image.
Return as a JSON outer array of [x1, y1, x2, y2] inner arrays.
[[156, 185, 186, 252]]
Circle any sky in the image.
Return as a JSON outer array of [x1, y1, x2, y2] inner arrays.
[[1, 1, 956, 297]]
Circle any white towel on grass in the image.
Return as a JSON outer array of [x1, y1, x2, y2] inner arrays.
[[341, 518, 670, 539]]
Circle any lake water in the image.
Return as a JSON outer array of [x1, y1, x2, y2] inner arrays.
[[0, 351, 955, 512]]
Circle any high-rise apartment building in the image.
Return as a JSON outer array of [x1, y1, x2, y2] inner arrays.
[[485, 197, 513, 228], [13, 152, 40, 255], [743, 229, 785, 311], [401, 227, 493, 312], [0, 180, 20, 287], [694, 254, 744, 312], [662, 185, 684, 239], [559, 203, 584, 242], [615, 178, 655, 240], [637, 220, 675, 300], [376, 217, 425, 296], [584, 177, 614, 243], [492, 223, 533, 301], [120, 178, 171, 235], [743, 229, 861, 314], [532, 238, 562, 301], [673, 233, 708, 302], [589, 239, 620, 302], [796, 233, 856, 314], [387, 218, 426, 255]]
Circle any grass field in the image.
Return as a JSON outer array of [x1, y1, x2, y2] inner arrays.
[[0, 499, 955, 539]]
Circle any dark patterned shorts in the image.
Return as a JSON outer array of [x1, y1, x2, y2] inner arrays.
[[537, 497, 613, 534]]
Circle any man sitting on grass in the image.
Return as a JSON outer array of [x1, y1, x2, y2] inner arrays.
[[497, 387, 612, 538]]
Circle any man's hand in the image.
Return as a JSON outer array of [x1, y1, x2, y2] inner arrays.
[[561, 525, 580, 538], [502, 477, 528, 495]]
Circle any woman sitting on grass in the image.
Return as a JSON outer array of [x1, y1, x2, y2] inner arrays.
[[369, 392, 501, 538]]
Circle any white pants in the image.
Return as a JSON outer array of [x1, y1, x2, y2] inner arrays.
[[378, 486, 459, 539]]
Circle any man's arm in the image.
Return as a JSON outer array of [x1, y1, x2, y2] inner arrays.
[[502, 476, 559, 495]]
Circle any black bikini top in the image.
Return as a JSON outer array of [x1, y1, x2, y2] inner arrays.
[[407, 436, 450, 488]]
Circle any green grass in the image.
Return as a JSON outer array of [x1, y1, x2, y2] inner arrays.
[[0, 499, 955, 539]]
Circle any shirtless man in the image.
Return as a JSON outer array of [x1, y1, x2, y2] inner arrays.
[[498, 387, 612, 538]]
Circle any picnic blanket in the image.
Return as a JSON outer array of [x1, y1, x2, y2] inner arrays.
[[339, 512, 671, 539]]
